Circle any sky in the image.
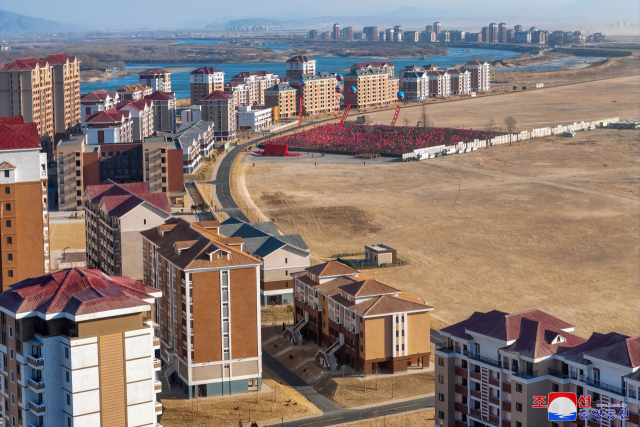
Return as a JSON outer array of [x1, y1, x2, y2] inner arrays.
[[1, 0, 635, 30]]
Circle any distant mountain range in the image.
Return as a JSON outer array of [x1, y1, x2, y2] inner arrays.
[[0, 10, 64, 33]]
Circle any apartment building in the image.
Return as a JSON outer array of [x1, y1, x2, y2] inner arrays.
[[308, 30, 318, 39], [176, 120, 215, 158], [393, 25, 404, 42], [434, 22, 442, 33], [57, 135, 185, 210], [422, 31, 437, 42], [84, 180, 171, 279], [440, 31, 451, 43], [385, 28, 394, 43], [116, 99, 154, 142], [333, 23, 341, 41], [467, 33, 483, 43], [288, 261, 433, 374], [401, 71, 429, 100], [285, 55, 317, 79], [231, 71, 279, 106], [404, 31, 419, 42], [219, 217, 310, 306], [428, 70, 452, 98], [489, 23, 499, 42], [379, 32, 387, 42], [117, 84, 153, 101], [175, 132, 202, 174], [200, 91, 237, 142], [343, 26, 354, 41], [350, 61, 395, 76], [44, 54, 81, 142], [482, 27, 491, 43], [190, 66, 225, 103], [224, 82, 250, 107], [464, 61, 491, 92], [0, 267, 162, 427], [289, 72, 337, 116], [0, 117, 49, 291], [80, 90, 118, 131], [448, 69, 472, 95], [84, 109, 133, 144], [181, 105, 202, 127], [343, 67, 399, 109], [498, 23, 508, 43], [264, 82, 298, 118], [363, 26, 379, 42], [139, 68, 171, 92], [237, 106, 272, 131], [434, 309, 640, 427], [141, 218, 263, 397], [145, 91, 177, 134]]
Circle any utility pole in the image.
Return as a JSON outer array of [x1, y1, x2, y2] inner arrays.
[[392, 380, 394, 400]]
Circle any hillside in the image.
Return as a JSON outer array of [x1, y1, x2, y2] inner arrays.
[[0, 10, 62, 33]]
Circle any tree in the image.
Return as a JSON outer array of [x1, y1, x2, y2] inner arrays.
[[504, 116, 517, 145], [419, 104, 430, 128], [402, 117, 411, 127], [485, 116, 496, 133]]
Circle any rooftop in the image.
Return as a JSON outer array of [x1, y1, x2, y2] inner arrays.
[[191, 66, 224, 75], [85, 179, 171, 217], [0, 116, 41, 150], [286, 55, 316, 63]]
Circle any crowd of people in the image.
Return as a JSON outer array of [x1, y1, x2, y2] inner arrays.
[[264, 124, 504, 156]]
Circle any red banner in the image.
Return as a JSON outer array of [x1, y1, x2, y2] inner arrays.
[[390, 105, 402, 126], [340, 102, 352, 127], [298, 97, 303, 128]]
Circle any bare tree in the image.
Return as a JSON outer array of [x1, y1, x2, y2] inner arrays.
[[504, 116, 517, 145], [485, 116, 496, 133], [419, 104, 430, 128], [373, 363, 380, 390], [402, 117, 411, 127]]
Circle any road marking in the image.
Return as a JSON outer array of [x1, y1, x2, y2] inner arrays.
[[298, 417, 344, 426], [373, 403, 422, 414]]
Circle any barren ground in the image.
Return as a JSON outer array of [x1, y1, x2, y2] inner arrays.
[[346, 409, 435, 427], [246, 121, 640, 336]]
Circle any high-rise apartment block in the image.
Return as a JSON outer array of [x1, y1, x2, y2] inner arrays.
[[385, 28, 394, 42], [289, 72, 337, 116], [231, 71, 279, 106], [0, 117, 49, 291], [482, 27, 490, 43], [343, 26, 354, 41], [405, 31, 419, 42], [333, 23, 341, 41], [200, 91, 237, 142], [464, 60, 491, 92], [434, 22, 442, 33], [489, 23, 498, 43], [498, 23, 508, 43], [190, 66, 225, 104], [0, 267, 163, 427], [139, 68, 171, 92], [363, 26, 379, 42], [288, 261, 433, 373], [308, 30, 318, 39], [422, 31, 437, 42], [285, 55, 317, 79], [145, 91, 177, 134], [393, 25, 404, 42], [80, 90, 119, 130], [514, 25, 524, 32], [434, 309, 640, 427], [84, 180, 171, 279], [264, 82, 298, 118], [141, 218, 263, 397], [223, 82, 250, 107], [45, 54, 81, 142]]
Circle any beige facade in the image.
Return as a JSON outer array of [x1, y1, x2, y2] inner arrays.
[[231, 72, 279, 106], [264, 83, 298, 118], [285, 55, 317, 79], [289, 72, 337, 116], [200, 91, 237, 141], [190, 67, 224, 103], [145, 91, 177, 133], [343, 68, 399, 109], [46, 54, 81, 142]]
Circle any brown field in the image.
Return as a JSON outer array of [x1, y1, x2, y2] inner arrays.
[[49, 222, 86, 251], [343, 409, 435, 427], [246, 120, 640, 337]]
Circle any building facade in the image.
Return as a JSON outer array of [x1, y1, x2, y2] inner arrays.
[[145, 91, 177, 134], [44, 54, 81, 142], [84, 109, 133, 144], [237, 106, 272, 131], [176, 120, 215, 158], [200, 91, 237, 142], [116, 99, 154, 142], [449, 69, 472, 95], [289, 72, 337, 116], [464, 61, 491, 92], [80, 90, 119, 131], [0, 267, 162, 427], [139, 68, 171, 92], [264, 83, 298, 118], [498, 23, 508, 43], [141, 218, 263, 398], [285, 56, 317, 79], [401, 71, 429, 100], [343, 66, 399, 109], [223, 82, 250, 107], [288, 261, 433, 374], [190, 66, 225, 103], [0, 117, 49, 291], [428, 70, 452, 98], [231, 71, 279, 106], [117, 84, 153, 102], [84, 180, 171, 279], [363, 26, 379, 42]]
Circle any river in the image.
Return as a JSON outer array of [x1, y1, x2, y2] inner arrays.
[[81, 47, 522, 99]]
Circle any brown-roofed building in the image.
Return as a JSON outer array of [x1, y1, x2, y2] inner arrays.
[[0, 116, 50, 290], [190, 66, 224, 103], [343, 67, 399, 109], [264, 82, 298, 118], [0, 267, 163, 427], [84, 179, 171, 280], [289, 72, 338, 116], [144, 90, 177, 134], [139, 68, 171, 92], [435, 309, 640, 427], [116, 83, 153, 102], [285, 55, 317, 79], [200, 91, 236, 142], [140, 217, 263, 397], [287, 261, 433, 375], [84, 108, 133, 144]]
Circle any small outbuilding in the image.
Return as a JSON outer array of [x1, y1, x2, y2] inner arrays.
[[364, 244, 396, 265]]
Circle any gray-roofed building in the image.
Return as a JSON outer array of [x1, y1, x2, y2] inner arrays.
[[220, 217, 310, 305], [177, 120, 214, 157]]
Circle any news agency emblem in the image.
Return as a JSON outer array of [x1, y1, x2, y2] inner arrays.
[[548, 393, 578, 421]]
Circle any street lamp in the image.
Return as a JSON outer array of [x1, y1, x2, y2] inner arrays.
[[249, 404, 251, 423], [282, 417, 284, 426], [392, 380, 394, 399]]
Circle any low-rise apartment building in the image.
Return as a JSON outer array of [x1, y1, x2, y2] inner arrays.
[[435, 309, 640, 427], [231, 71, 279, 106], [350, 61, 395, 77], [449, 68, 472, 95], [117, 99, 154, 142], [140, 68, 171, 92], [428, 70, 452, 98], [0, 117, 50, 290], [190, 66, 225, 103], [57, 135, 185, 210], [343, 68, 399, 109], [141, 218, 263, 397], [84, 109, 133, 144], [0, 267, 163, 427], [80, 90, 119, 130], [237, 106, 272, 131], [285, 55, 317, 79], [463, 60, 491, 93], [200, 91, 237, 142], [176, 131, 202, 174], [117, 84, 153, 101], [401, 71, 429, 100], [145, 90, 177, 134], [181, 105, 202, 127], [84, 179, 171, 279], [176, 120, 215, 158], [288, 261, 433, 374], [264, 83, 298, 118], [219, 217, 310, 305], [289, 72, 337, 116]]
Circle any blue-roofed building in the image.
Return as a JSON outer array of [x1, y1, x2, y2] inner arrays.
[[220, 217, 310, 306]]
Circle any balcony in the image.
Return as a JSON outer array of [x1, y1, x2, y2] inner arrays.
[[470, 389, 482, 399], [455, 365, 467, 377], [502, 382, 511, 393], [548, 368, 569, 379], [28, 401, 46, 415], [585, 377, 627, 397], [28, 378, 45, 392], [155, 401, 163, 414], [153, 337, 161, 348], [510, 370, 537, 380], [470, 371, 481, 381], [154, 380, 162, 392], [489, 378, 500, 387], [502, 400, 511, 412], [153, 358, 161, 371], [454, 401, 468, 414], [502, 421, 511, 427], [469, 408, 481, 418], [27, 355, 44, 368], [435, 344, 456, 354], [465, 350, 503, 369], [489, 396, 500, 406]]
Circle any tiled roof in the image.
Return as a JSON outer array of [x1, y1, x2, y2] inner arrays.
[[117, 84, 152, 93], [85, 179, 171, 217], [402, 72, 426, 79], [0, 268, 160, 319], [346, 68, 390, 77], [144, 91, 175, 101], [85, 109, 130, 124], [233, 71, 276, 79], [265, 82, 295, 92], [140, 68, 168, 75], [0, 117, 41, 150], [0, 58, 46, 71], [201, 90, 232, 101], [465, 60, 488, 65], [219, 217, 308, 257], [191, 66, 223, 75], [41, 53, 77, 65], [81, 90, 118, 102], [286, 55, 315, 63], [463, 309, 575, 342], [352, 61, 393, 68], [116, 99, 152, 111], [340, 279, 399, 298], [306, 261, 359, 278], [584, 336, 640, 368], [352, 294, 432, 316], [556, 332, 629, 365], [500, 318, 586, 359]]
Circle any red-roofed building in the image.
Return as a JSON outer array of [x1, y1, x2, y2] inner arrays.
[[80, 89, 119, 128], [0, 267, 163, 426], [116, 83, 153, 102], [223, 81, 249, 107], [436, 309, 640, 427], [285, 55, 316, 78], [190, 66, 224, 103], [144, 91, 177, 134], [350, 61, 395, 76], [200, 91, 236, 141], [231, 71, 279, 106], [84, 108, 133, 144], [84, 179, 171, 279], [139, 68, 171, 92], [117, 99, 154, 142], [0, 116, 50, 290]]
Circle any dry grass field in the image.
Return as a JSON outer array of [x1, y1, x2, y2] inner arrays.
[[49, 223, 86, 251], [344, 409, 435, 427], [246, 123, 640, 337]]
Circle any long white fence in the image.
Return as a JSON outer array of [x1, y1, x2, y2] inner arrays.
[[402, 117, 620, 161]]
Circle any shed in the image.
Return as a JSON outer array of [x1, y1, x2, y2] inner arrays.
[[364, 244, 396, 265]]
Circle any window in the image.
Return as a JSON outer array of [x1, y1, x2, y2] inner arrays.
[[6, 220, 11, 227], [8, 326, 12, 338], [6, 270, 11, 278], [66, 371, 70, 382], [438, 393, 445, 402], [4, 187, 9, 194], [552, 423, 559, 427], [438, 411, 445, 420], [438, 357, 444, 367], [67, 394, 71, 405], [3, 171, 8, 178], [10, 371, 14, 382], [515, 383, 522, 393], [552, 383, 559, 392], [360, 345, 363, 352], [65, 346, 69, 359], [6, 237, 11, 244], [5, 203, 10, 211], [593, 392, 600, 402], [516, 402, 522, 412], [144, 219, 146, 225], [7, 254, 12, 261], [438, 375, 444, 384], [68, 417, 72, 427]]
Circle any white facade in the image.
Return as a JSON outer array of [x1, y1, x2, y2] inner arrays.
[[428, 72, 452, 98], [286, 60, 316, 76], [85, 119, 133, 144], [190, 72, 224, 87], [237, 106, 272, 131], [180, 106, 202, 128], [80, 96, 118, 130]]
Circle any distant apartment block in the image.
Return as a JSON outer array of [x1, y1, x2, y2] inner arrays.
[[145, 90, 177, 134], [464, 61, 491, 92], [393, 25, 404, 42], [200, 91, 237, 142], [400, 71, 429, 100], [139, 68, 171, 92], [350, 61, 395, 76], [231, 71, 279, 106], [333, 23, 341, 41], [343, 26, 354, 41], [0, 267, 163, 427], [285, 55, 317, 79], [289, 72, 337, 116], [385, 28, 394, 43], [405, 31, 419, 42], [308, 30, 318, 39], [489, 23, 498, 43], [84, 109, 133, 144], [287, 261, 433, 374], [84, 180, 171, 279], [219, 217, 310, 305], [434, 309, 640, 427], [80, 90, 119, 130], [363, 26, 379, 42], [141, 218, 263, 397], [422, 31, 437, 42], [117, 99, 154, 142], [434, 22, 442, 33], [0, 117, 49, 290], [264, 82, 298, 118], [117, 83, 153, 101], [343, 64, 399, 109], [498, 23, 508, 43], [190, 66, 225, 103]]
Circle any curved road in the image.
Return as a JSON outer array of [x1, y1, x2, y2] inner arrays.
[[214, 141, 255, 222]]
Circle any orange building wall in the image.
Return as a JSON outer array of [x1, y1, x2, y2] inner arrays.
[[230, 267, 258, 359], [192, 270, 222, 363]]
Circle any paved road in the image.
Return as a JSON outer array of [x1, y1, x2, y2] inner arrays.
[[214, 141, 255, 222]]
